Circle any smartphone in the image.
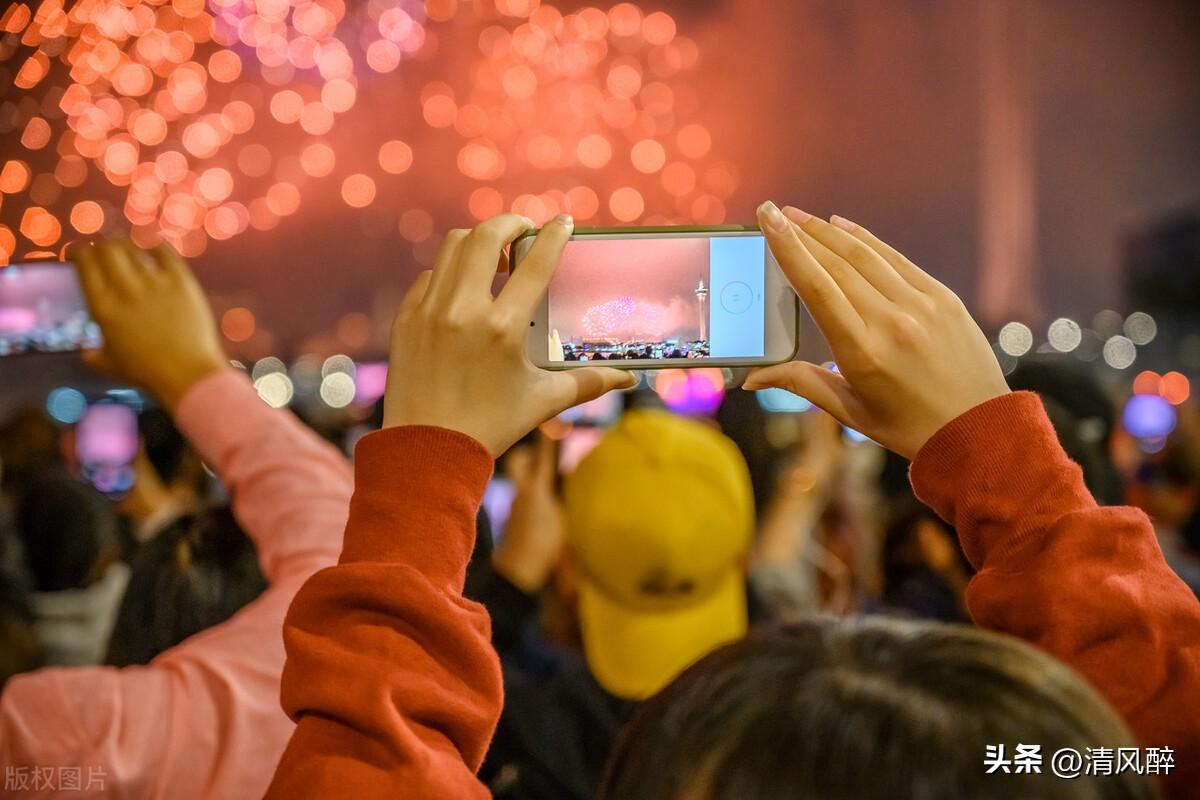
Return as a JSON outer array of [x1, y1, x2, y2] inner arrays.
[[0, 262, 100, 356], [516, 226, 799, 369], [76, 402, 138, 499]]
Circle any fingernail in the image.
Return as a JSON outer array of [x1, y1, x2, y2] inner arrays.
[[830, 215, 856, 231], [554, 213, 574, 229], [782, 206, 813, 224], [521, 216, 537, 228], [756, 201, 789, 234]]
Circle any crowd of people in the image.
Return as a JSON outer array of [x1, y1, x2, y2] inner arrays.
[[0, 203, 1196, 799]]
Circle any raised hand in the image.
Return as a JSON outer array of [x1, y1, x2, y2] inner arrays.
[[382, 213, 636, 456], [70, 240, 227, 411], [745, 203, 1009, 459]]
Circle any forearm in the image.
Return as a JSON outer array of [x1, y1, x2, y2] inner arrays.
[[267, 427, 502, 799], [911, 392, 1200, 793], [173, 369, 353, 580]]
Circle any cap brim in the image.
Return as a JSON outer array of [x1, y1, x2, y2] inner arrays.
[[579, 569, 747, 701]]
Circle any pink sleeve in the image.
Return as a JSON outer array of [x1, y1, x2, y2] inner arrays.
[[0, 369, 353, 799], [911, 392, 1200, 798]]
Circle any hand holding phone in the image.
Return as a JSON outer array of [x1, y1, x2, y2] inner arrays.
[[744, 204, 1010, 459], [382, 213, 634, 456], [69, 240, 228, 411]]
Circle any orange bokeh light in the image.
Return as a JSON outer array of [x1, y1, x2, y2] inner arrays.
[[398, 208, 434, 241], [677, 123, 712, 158], [300, 143, 336, 177], [661, 162, 696, 196], [55, 156, 88, 188], [20, 207, 62, 247], [0, 161, 32, 194], [422, 94, 457, 127], [70, 200, 104, 234], [208, 49, 242, 83], [266, 182, 301, 216], [269, 89, 303, 123], [1160, 372, 1191, 406], [565, 186, 599, 220], [221, 307, 257, 342], [237, 144, 272, 177], [378, 140, 413, 174], [129, 109, 168, 145], [195, 168, 234, 206], [642, 12, 677, 45], [321, 78, 356, 113], [609, 187, 644, 222], [21, 117, 51, 150], [630, 139, 666, 173], [299, 102, 334, 135], [468, 187, 504, 220], [341, 174, 377, 208], [1132, 370, 1161, 395], [0, 225, 15, 266], [182, 120, 222, 158], [576, 134, 612, 168]]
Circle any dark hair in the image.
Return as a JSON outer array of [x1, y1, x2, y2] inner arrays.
[[600, 617, 1156, 800], [105, 506, 266, 666], [0, 568, 41, 687], [138, 408, 189, 485], [11, 469, 119, 592]]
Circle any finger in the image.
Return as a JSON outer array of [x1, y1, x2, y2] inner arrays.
[[782, 211, 891, 319], [150, 241, 194, 285], [70, 245, 112, 315], [96, 239, 145, 299], [755, 202, 866, 347], [505, 444, 535, 485], [743, 361, 857, 429], [423, 228, 470, 302], [437, 214, 535, 302], [397, 270, 433, 317], [546, 367, 636, 415], [498, 213, 575, 319], [782, 210, 917, 303], [829, 215, 943, 295], [532, 431, 557, 483]]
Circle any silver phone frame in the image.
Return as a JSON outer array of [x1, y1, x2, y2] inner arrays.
[[515, 225, 800, 370]]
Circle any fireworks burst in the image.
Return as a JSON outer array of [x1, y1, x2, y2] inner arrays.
[[0, 0, 738, 267]]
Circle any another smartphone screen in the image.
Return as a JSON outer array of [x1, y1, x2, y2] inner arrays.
[[76, 403, 138, 498], [546, 233, 766, 363], [0, 262, 99, 356]]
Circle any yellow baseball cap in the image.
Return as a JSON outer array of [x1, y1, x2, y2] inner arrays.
[[563, 409, 754, 700]]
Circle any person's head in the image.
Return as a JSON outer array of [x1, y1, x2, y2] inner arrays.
[[880, 496, 970, 621], [600, 617, 1155, 800], [11, 468, 119, 592], [0, 408, 62, 487], [105, 505, 266, 666], [563, 409, 754, 700]]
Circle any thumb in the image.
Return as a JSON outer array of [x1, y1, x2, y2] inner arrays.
[[548, 367, 636, 413], [744, 361, 856, 428]]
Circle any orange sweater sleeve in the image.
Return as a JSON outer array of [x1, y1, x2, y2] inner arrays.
[[265, 426, 501, 800], [911, 392, 1200, 796]]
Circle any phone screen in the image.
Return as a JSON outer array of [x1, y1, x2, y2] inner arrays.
[[0, 262, 100, 356], [76, 403, 138, 498], [546, 233, 766, 363]]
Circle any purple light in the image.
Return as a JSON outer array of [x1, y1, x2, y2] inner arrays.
[[655, 368, 724, 416], [1122, 394, 1176, 439], [353, 361, 388, 406]]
